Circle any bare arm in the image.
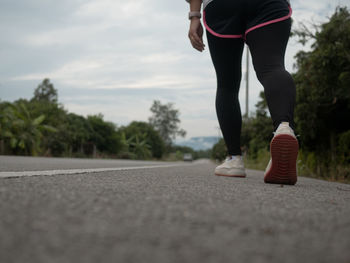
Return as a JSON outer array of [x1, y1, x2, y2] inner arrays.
[[190, 0, 202, 12], [188, 0, 205, 52]]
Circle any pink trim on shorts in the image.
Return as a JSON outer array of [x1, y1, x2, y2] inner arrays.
[[203, 11, 243, 39], [203, 6, 292, 39], [245, 6, 292, 36]]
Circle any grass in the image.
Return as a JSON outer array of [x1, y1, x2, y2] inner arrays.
[[244, 149, 350, 184], [245, 149, 270, 171]]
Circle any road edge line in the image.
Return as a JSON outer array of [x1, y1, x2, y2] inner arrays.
[[0, 163, 193, 179]]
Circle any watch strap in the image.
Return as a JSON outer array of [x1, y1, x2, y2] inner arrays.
[[188, 11, 201, 20]]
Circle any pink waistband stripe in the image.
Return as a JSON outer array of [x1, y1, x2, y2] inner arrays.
[[245, 6, 292, 35], [203, 6, 292, 39], [203, 11, 243, 39]]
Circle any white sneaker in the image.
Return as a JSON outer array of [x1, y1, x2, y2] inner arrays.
[[264, 122, 298, 185], [215, 155, 246, 177]]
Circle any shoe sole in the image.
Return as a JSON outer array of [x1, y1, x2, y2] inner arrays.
[[264, 134, 298, 185], [215, 173, 246, 178]]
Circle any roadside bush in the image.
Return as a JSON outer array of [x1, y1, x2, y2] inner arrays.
[[338, 130, 350, 163], [211, 138, 227, 161]]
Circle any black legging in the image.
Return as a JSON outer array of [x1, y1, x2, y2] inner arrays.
[[207, 18, 295, 156]]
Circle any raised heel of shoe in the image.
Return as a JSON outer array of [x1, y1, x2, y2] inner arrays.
[[264, 134, 299, 185]]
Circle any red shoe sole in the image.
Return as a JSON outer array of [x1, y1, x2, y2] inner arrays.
[[215, 173, 246, 178], [264, 134, 298, 185]]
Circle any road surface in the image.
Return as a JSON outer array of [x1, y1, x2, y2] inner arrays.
[[0, 156, 349, 263]]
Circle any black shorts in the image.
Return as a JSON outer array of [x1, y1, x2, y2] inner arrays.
[[203, 0, 291, 39]]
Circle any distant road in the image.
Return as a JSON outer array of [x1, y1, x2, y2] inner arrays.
[[0, 155, 186, 172], [0, 156, 349, 263]]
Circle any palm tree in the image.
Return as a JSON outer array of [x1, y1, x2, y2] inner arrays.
[[11, 102, 56, 155], [129, 133, 152, 160]]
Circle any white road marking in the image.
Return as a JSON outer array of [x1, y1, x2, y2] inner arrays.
[[0, 163, 194, 179]]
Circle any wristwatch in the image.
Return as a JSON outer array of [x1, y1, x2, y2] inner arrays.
[[188, 11, 201, 20]]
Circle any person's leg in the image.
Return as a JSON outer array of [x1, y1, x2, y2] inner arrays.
[[206, 32, 245, 155], [245, 18, 295, 131], [246, 18, 298, 185]]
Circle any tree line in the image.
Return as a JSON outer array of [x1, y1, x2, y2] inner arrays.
[[0, 79, 204, 160]]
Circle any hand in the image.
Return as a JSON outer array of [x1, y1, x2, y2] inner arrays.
[[188, 18, 205, 52]]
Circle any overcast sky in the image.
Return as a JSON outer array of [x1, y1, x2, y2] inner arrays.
[[0, 0, 349, 139]]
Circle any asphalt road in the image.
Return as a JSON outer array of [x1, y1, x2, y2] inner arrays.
[[0, 156, 350, 263]]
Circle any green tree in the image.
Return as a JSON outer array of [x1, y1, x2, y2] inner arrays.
[[293, 6, 350, 165], [119, 121, 165, 159], [87, 114, 122, 155], [250, 91, 273, 158], [0, 102, 16, 154], [211, 138, 227, 161], [241, 91, 273, 159], [32, 78, 58, 103], [10, 101, 56, 155], [128, 133, 152, 159], [338, 130, 350, 163], [240, 116, 254, 153], [66, 113, 93, 155], [148, 100, 186, 146], [28, 99, 70, 156]]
